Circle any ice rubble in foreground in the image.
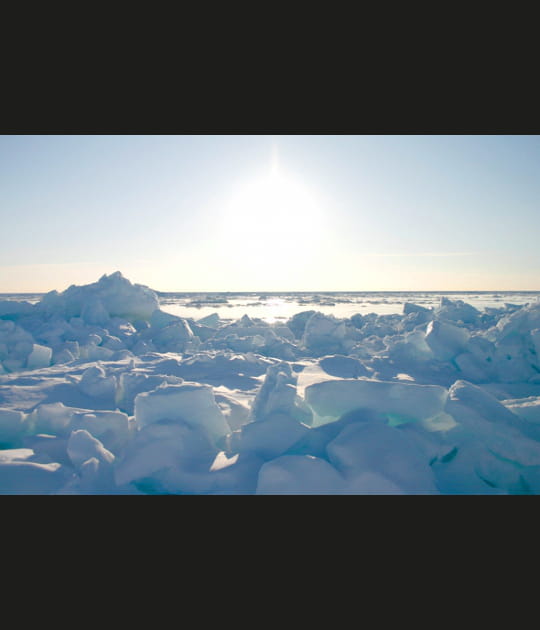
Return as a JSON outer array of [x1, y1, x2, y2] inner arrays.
[[2, 272, 540, 494]]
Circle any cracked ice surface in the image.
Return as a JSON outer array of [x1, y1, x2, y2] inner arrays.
[[2, 272, 540, 494]]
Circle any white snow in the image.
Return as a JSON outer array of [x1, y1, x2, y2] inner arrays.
[[503, 396, 540, 423], [29, 403, 76, 436], [114, 420, 217, 492], [256, 455, 346, 494], [38, 271, 159, 322], [67, 429, 115, 470], [70, 410, 131, 453], [233, 413, 310, 460], [79, 365, 117, 399], [326, 422, 439, 494], [2, 275, 540, 494], [0, 458, 71, 493], [27, 344, 52, 370]]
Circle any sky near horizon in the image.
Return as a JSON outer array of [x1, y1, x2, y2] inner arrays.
[[1, 134, 539, 293]]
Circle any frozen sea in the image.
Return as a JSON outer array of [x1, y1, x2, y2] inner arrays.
[[4, 275, 540, 495], [155, 291, 540, 322], [3, 291, 540, 323]]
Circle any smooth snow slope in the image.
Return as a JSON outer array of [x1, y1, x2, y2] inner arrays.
[[2, 272, 540, 494]]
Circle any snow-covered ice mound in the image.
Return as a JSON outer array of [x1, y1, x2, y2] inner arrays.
[[38, 271, 159, 323], [3, 273, 540, 494]]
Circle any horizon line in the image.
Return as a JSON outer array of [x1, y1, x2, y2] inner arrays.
[[3, 289, 540, 296]]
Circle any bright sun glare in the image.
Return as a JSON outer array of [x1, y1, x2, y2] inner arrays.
[[221, 166, 326, 259], [207, 147, 329, 288]]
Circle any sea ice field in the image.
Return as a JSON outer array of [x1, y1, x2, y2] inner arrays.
[[2, 272, 540, 494]]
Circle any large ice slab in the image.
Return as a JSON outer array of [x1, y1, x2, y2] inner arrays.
[[304, 378, 448, 426], [134, 382, 230, 446], [256, 455, 346, 494], [435, 297, 480, 325], [115, 371, 183, 414], [0, 300, 35, 319], [301, 312, 351, 355], [23, 434, 71, 466], [231, 413, 310, 460], [384, 329, 435, 366], [430, 443, 510, 494], [287, 310, 317, 339], [0, 409, 26, 446], [425, 319, 470, 361], [29, 403, 76, 436], [283, 407, 386, 460], [70, 410, 131, 453], [250, 361, 312, 425], [114, 419, 217, 492], [26, 344, 52, 370], [173, 351, 273, 384], [79, 364, 117, 400], [0, 458, 71, 494], [197, 312, 221, 328], [67, 429, 115, 470], [319, 355, 371, 378], [149, 318, 194, 353], [326, 422, 439, 493], [447, 379, 522, 426], [445, 380, 540, 469]]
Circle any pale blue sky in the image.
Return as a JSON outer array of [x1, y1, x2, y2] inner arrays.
[[1, 135, 539, 292]]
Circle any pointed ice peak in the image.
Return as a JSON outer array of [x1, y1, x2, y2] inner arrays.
[[98, 271, 126, 284], [239, 314, 254, 327]]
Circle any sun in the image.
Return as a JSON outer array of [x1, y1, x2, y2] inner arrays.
[[204, 153, 329, 289], [221, 168, 326, 254]]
